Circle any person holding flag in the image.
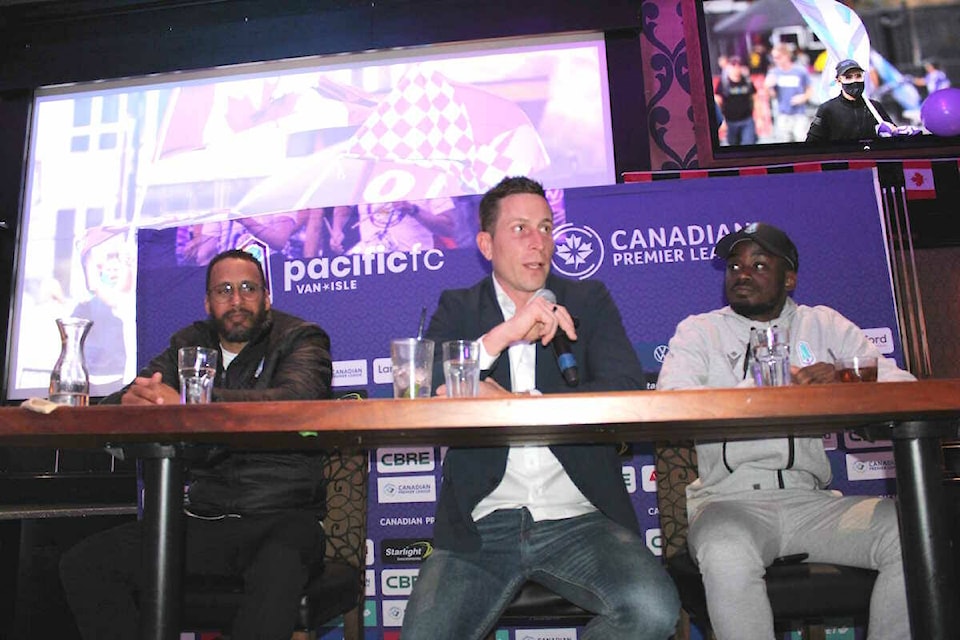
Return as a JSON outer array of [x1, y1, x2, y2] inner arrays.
[[790, 0, 921, 139], [806, 59, 892, 142]]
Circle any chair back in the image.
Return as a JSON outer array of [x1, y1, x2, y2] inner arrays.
[[654, 440, 698, 560], [301, 447, 368, 636], [322, 447, 367, 571]]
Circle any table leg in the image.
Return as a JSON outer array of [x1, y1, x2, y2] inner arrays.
[[890, 420, 959, 639], [137, 445, 183, 640]]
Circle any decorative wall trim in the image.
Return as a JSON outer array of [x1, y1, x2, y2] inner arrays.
[[638, 0, 699, 170]]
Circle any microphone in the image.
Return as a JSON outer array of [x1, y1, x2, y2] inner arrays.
[[533, 289, 580, 387]]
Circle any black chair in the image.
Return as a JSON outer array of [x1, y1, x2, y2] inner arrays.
[[656, 442, 878, 640], [486, 582, 594, 638], [181, 448, 368, 640], [941, 440, 960, 581]]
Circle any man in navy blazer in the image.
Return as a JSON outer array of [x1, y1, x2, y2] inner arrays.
[[401, 176, 679, 640]]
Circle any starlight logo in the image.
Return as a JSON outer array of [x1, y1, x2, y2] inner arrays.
[[552, 223, 604, 280]]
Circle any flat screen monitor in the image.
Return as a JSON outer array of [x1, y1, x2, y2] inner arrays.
[[683, 0, 960, 168], [6, 31, 615, 401]]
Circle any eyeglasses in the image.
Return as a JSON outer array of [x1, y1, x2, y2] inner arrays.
[[207, 281, 264, 302]]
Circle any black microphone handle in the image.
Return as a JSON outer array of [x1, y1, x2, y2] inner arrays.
[[552, 329, 580, 387], [533, 288, 579, 386]]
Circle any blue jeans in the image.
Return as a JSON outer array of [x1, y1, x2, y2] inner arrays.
[[401, 509, 679, 640], [725, 117, 757, 145]]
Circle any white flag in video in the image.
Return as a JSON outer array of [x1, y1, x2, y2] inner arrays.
[[790, 0, 871, 101]]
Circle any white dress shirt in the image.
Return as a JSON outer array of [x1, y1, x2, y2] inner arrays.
[[470, 275, 596, 522]]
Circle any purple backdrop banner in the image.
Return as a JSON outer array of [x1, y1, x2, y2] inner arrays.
[[139, 169, 898, 640]]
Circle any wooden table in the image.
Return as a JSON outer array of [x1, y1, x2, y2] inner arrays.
[[2, 380, 959, 639]]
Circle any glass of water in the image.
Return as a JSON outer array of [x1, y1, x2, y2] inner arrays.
[[749, 326, 791, 387], [442, 340, 481, 397], [390, 338, 434, 399], [177, 346, 218, 404]]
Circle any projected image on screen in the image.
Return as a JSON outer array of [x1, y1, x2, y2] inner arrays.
[[8, 32, 614, 400]]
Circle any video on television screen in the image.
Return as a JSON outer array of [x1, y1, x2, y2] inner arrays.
[[699, 0, 957, 148]]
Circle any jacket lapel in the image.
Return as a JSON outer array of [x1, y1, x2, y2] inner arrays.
[[476, 278, 513, 390]]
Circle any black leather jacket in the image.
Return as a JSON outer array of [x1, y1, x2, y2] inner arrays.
[[103, 309, 333, 516]]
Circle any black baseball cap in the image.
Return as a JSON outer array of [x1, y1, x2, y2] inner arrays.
[[715, 222, 799, 271], [835, 59, 864, 77]]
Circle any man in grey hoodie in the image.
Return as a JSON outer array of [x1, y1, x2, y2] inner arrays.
[[657, 222, 914, 640]]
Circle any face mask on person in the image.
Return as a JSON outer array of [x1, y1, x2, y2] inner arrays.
[[841, 80, 865, 99]]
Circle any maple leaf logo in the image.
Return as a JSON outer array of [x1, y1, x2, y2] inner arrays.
[[551, 223, 605, 280], [910, 171, 926, 188], [556, 234, 594, 268]]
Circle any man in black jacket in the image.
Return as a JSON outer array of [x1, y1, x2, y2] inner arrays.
[[60, 249, 333, 640], [806, 59, 892, 143], [400, 177, 679, 640]]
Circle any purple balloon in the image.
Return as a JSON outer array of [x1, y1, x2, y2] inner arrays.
[[921, 88, 960, 137]]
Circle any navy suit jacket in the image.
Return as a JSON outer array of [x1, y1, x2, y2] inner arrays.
[[425, 273, 646, 551]]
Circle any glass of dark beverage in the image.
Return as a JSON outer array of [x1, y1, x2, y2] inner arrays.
[[835, 356, 878, 383]]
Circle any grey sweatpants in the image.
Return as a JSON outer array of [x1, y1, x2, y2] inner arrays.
[[688, 489, 908, 640]]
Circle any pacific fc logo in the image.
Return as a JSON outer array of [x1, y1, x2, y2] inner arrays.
[[552, 223, 604, 280]]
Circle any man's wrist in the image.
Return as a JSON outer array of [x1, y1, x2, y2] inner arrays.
[[481, 324, 511, 359], [478, 333, 499, 370]]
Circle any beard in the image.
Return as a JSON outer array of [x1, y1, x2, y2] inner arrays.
[[729, 299, 782, 319], [211, 304, 269, 344], [726, 267, 789, 320]]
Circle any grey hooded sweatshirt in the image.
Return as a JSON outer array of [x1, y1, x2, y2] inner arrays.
[[657, 297, 915, 515]]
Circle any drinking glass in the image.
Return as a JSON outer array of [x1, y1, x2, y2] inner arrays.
[[390, 339, 434, 399], [749, 325, 791, 387], [835, 356, 878, 383], [442, 340, 481, 397], [178, 346, 218, 404]]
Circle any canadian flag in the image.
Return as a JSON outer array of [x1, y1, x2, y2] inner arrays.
[[903, 160, 936, 200]]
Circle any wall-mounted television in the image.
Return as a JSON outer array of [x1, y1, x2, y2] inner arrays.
[[682, 0, 960, 168], [6, 31, 616, 401]]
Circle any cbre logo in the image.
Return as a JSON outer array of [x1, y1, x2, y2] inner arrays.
[[646, 528, 663, 556], [377, 447, 435, 473], [381, 568, 420, 596]]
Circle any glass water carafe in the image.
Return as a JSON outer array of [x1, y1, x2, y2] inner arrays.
[[49, 317, 93, 406]]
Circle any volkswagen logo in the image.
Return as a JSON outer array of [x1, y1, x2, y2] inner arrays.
[[653, 345, 669, 363]]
